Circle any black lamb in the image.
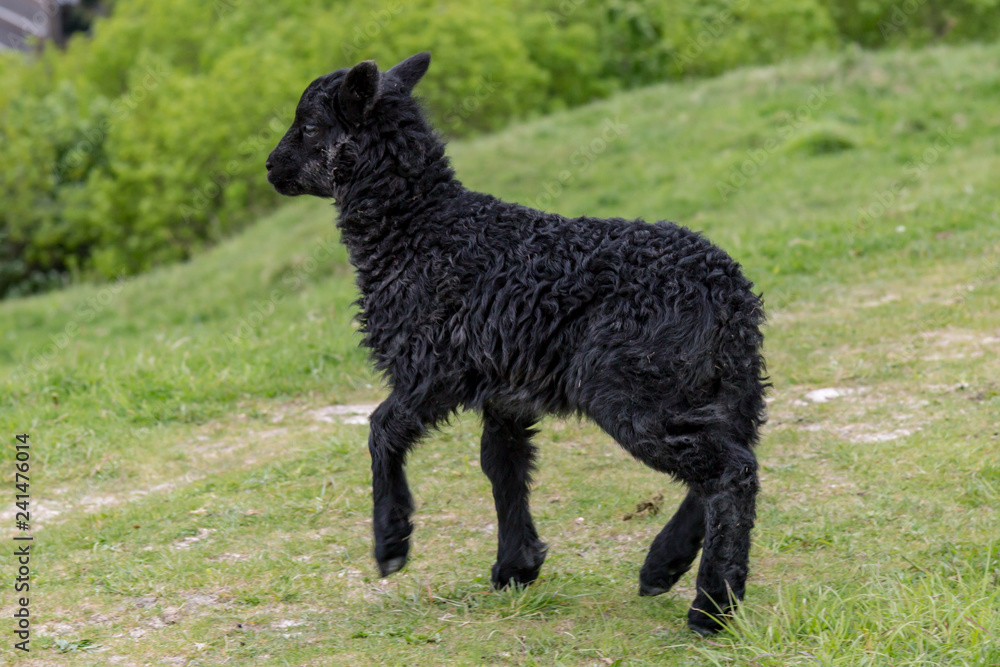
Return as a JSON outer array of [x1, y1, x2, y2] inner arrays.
[[266, 52, 767, 636]]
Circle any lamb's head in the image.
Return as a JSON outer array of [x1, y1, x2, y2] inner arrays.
[[266, 52, 433, 200]]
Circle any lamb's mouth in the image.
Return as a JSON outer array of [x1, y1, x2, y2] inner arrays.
[[267, 174, 302, 197]]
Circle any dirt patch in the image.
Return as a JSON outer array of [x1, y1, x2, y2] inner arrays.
[[846, 427, 915, 443], [1, 400, 372, 537], [861, 293, 900, 308], [804, 387, 860, 404], [212, 552, 251, 562], [172, 528, 214, 550], [183, 593, 220, 608], [308, 403, 380, 425], [767, 382, 930, 446], [917, 328, 1000, 361], [799, 421, 921, 445], [622, 493, 664, 521]]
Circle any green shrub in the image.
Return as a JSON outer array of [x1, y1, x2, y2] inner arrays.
[[0, 0, 996, 296], [820, 0, 1000, 47]]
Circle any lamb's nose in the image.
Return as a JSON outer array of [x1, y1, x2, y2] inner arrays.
[[265, 158, 273, 171]]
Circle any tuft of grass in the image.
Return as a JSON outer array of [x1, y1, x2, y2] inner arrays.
[[699, 547, 1000, 666], [784, 122, 860, 155], [374, 575, 590, 622]]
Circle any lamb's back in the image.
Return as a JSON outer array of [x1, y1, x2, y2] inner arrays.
[[441, 195, 759, 413]]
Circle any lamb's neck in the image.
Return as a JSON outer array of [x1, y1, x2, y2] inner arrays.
[[334, 161, 462, 293], [337, 147, 457, 217]]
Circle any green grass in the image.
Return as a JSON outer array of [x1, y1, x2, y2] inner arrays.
[[2, 43, 999, 665]]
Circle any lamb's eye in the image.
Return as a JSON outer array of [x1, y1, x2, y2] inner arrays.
[[303, 124, 319, 137]]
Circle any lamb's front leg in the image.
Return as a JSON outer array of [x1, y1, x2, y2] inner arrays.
[[480, 407, 547, 587], [368, 396, 424, 577]]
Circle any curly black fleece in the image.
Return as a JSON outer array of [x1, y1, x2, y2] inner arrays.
[[267, 53, 767, 635]]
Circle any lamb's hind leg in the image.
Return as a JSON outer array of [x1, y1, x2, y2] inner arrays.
[[638, 488, 706, 597], [685, 441, 758, 636], [480, 407, 547, 588]]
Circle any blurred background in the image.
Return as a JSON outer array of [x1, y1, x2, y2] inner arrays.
[[1, 0, 998, 298]]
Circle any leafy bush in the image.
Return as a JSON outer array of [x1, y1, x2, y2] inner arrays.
[[820, 0, 1000, 47], [0, 0, 996, 296]]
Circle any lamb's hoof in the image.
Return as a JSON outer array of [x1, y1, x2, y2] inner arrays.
[[377, 556, 407, 577], [492, 562, 542, 588], [638, 581, 669, 597], [687, 608, 726, 636], [374, 529, 410, 577], [638, 564, 686, 597], [374, 539, 410, 577], [491, 544, 547, 589]]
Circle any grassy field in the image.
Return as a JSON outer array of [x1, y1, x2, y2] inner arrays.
[[2, 43, 999, 665]]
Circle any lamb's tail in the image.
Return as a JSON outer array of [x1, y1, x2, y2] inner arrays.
[[712, 290, 768, 446], [653, 287, 766, 446]]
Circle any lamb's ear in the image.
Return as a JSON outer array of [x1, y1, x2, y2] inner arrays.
[[386, 52, 431, 94], [341, 60, 380, 122]]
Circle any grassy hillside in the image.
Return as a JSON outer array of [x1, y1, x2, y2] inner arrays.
[[2, 43, 999, 665]]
